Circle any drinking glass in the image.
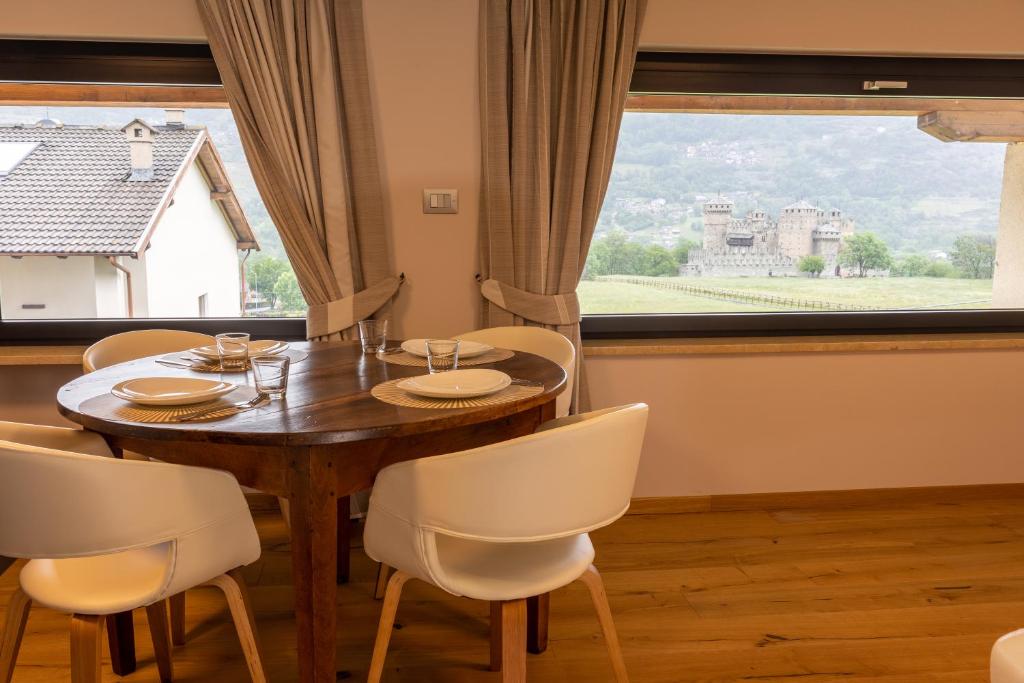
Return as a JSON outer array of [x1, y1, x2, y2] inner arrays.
[[216, 332, 250, 371], [358, 319, 388, 354], [252, 356, 290, 399], [426, 339, 460, 374]]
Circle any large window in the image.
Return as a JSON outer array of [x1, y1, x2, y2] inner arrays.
[[582, 53, 1024, 338], [0, 40, 305, 342]]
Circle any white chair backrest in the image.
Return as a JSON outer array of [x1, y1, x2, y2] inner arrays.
[[0, 440, 253, 561], [370, 403, 647, 543], [83, 329, 215, 373], [456, 326, 576, 416]]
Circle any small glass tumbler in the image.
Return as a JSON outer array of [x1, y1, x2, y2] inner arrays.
[[358, 319, 388, 354], [252, 356, 290, 399], [426, 339, 460, 374], [216, 332, 250, 371]]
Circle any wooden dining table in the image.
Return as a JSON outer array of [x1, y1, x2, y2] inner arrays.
[[56, 340, 565, 683]]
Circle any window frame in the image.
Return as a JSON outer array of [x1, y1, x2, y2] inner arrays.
[[0, 40, 307, 344], [583, 52, 1024, 339]]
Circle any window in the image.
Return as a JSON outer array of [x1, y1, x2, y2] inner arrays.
[[0, 40, 304, 343], [581, 53, 1024, 338]]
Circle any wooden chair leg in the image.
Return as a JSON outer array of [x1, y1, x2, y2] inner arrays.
[[496, 599, 527, 683], [0, 588, 31, 683], [169, 593, 186, 646], [367, 570, 411, 683], [374, 563, 391, 600], [145, 601, 174, 683], [207, 570, 267, 683], [579, 564, 629, 683], [70, 614, 104, 683], [489, 602, 502, 672]]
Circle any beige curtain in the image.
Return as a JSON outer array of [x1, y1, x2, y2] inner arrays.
[[197, 0, 400, 340], [478, 0, 647, 409]]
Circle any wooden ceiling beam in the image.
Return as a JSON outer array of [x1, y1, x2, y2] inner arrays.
[[918, 111, 1024, 142]]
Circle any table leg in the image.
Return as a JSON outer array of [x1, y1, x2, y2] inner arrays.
[[106, 612, 137, 675], [337, 496, 350, 584], [289, 454, 338, 683]]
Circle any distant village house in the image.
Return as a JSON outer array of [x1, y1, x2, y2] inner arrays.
[[0, 110, 258, 319]]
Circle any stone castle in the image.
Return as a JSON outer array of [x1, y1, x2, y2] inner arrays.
[[681, 198, 855, 277]]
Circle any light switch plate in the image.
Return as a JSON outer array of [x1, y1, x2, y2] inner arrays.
[[423, 188, 458, 214]]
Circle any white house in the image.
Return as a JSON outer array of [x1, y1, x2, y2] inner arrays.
[[0, 111, 258, 320]]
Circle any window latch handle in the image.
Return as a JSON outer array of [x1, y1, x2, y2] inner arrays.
[[863, 80, 909, 91]]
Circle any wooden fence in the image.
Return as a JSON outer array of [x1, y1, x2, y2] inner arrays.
[[596, 275, 874, 311]]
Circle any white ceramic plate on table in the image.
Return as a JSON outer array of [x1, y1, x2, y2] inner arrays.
[[397, 369, 511, 399], [190, 340, 290, 360], [400, 339, 493, 359], [111, 377, 238, 406]]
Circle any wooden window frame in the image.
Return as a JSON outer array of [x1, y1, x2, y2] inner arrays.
[[582, 52, 1024, 340], [0, 40, 306, 344]]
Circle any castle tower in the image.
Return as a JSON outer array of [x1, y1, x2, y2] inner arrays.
[[777, 199, 819, 259], [702, 197, 734, 251]]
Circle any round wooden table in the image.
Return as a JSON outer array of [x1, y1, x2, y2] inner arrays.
[[57, 341, 566, 683]]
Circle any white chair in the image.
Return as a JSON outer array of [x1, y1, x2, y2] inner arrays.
[[456, 326, 576, 418], [0, 440, 266, 683], [363, 403, 648, 683], [0, 420, 113, 458], [993, 630, 1024, 681], [82, 329, 214, 373]]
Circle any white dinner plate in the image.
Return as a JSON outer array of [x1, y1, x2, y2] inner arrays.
[[400, 339, 493, 359], [111, 377, 238, 406], [397, 369, 511, 399], [191, 340, 289, 360]]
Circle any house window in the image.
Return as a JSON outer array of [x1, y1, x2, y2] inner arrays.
[[581, 53, 1024, 338], [0, 41, 305, 342]]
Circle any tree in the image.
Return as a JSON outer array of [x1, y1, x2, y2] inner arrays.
[[798, 255, 826, 277], [891, 254, 931, 277], [585, 230, 646, 277], [924, 261, 959, 278], [273, 270, 306, 314], [950, 234, 996, 279], [640, 245, 678, 276], [839, 232, 892, 277], [672, 238, 698, 265], [247, 255, 288, 305]]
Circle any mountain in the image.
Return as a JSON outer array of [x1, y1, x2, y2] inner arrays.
[[599, 112, 1006, 255]]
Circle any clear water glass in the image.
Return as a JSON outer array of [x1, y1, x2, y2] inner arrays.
[[252, 356, 290, 399], [426, 339, 460, 374], [216, 332, 250, 370], [358, 319, 388, 354]]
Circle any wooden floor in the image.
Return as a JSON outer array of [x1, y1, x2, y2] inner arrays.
[[3, 494, 1024, 682]]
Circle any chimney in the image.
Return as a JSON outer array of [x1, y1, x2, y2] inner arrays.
[[120, 119, 156, 182], [164, 108, 185, 129]]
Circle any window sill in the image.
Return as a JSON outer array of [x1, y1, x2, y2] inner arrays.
[[582, 332, 1024, 357], [0, 346, 88, 366]]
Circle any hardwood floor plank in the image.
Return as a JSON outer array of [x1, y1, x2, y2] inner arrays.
[[4, 495, 1024, 681]]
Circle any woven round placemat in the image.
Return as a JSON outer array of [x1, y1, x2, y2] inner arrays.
[[158, 348, 309, 373], [377, 347, 514, 368], [371, 377, 542, 409], [81, 386, 264, 424]]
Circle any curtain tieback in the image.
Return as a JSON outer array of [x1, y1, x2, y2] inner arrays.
[[306, 274, 405, 338], [479, 278, 580, 326]]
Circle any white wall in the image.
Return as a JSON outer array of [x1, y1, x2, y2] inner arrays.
[[0, 255, 97, 319], [143, 161, 242, 317]]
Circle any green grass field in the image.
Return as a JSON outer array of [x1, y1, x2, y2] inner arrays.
[[578, 276, 993, 314]]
